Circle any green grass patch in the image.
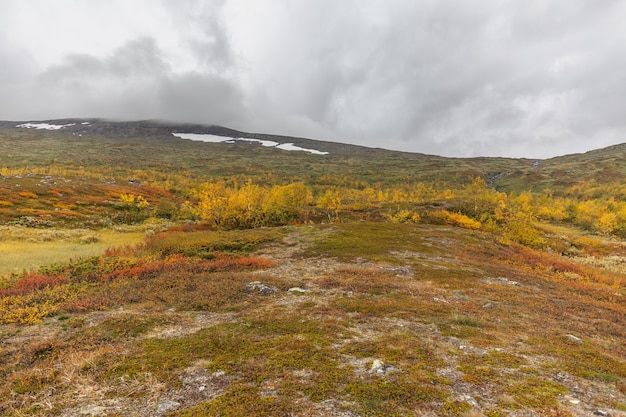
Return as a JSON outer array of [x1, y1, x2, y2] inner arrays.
[[344, 377, 446, 416], [529, 336, 626, 381], [173, 384, 299, 416], [318, 266, 405, 295], [341, 332, 443, 372], [143, 227, 286, 258], [69, 313, 182, 343], [107, 311, 350, 390], [458, 350, 527, 385], [505, 376, 567, 408], [437, 315, 487, 339], [331, 292, 454, 320], [302, 222, 438, 262]]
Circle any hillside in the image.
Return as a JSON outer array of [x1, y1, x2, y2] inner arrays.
[[2, 119, 625, 194], [0, 119, 531, 186], [0, 119, 625, 416]]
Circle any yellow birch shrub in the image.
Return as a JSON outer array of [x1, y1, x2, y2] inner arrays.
[[383, 210, 421, 224], [194, 181, 230, 226], [437, 210, 481, 230], [596, 212, 618, 236], [317, 189, 343, 220], [0, 285, 78, 325], [264, 182, 312, 223]]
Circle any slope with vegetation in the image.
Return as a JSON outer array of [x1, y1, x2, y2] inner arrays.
[[0, 120, 624, 416]]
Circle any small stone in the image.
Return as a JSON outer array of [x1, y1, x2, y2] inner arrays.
[[565, 334, 584, 344], [370, 359, 384, 371], [459, 394, 479, 407], [562, 395, 580, 405], [594, 410, 610, 416], [385, 266, 413, 277], [482, 302, 495, 309], [493, 277, 520, 286], [79, 405, 106, 416], [368, 359, 400, 376], [288, 287, 308, 294], [157, 400, 181, 413], [246, 281, 276, 295]]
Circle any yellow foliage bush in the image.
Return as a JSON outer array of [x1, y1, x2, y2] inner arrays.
[[501, 213, 546, 248], [437, 211, 481, 230], [383, 210, 421, 224], [596, 212, 618, 235], [0, 285, 78, 325]]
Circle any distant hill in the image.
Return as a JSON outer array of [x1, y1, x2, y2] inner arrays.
[[1, 118, 625, 192]]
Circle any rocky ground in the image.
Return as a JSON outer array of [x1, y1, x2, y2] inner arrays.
[[1, 224, 625, 416]]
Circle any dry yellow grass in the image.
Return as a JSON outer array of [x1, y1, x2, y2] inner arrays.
[[0, 227, 146, 277]]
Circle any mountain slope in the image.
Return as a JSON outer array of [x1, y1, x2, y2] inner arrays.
[[3, 119, 625, 194]]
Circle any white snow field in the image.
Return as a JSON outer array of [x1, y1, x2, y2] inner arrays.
[[17, 122, 76, 130], [172, 132, 328, 155]]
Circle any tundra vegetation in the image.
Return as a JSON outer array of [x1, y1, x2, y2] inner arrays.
[[0, 122, 624, 416]]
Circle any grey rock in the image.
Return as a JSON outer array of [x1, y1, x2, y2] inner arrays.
[[594, 410, 610, 416], [495, 277, 520, 286], [79, 405, 106, 416], [566, 334, 584, 344], [288, 287, 309, 294], [458, 394, 479, 407], [482, 302, 496, 309], [247, 281, 277, 295], [368, 359, 401, 376], [157, 400, 180, 413], [385, 266, 413, 277]]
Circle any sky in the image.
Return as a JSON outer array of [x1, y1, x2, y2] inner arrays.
[[1, 0, 625, 159]]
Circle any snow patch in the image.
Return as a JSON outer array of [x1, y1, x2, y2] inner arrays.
[[276, 143, 329, 155], [172, 132, 328, 155], [239, 138, 280, 147], [172, 133, 230, 143], [17, 122, 76, 130]]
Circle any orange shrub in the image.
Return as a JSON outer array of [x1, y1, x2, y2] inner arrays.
[[0, 273, 67, 297], [17, 191, 38, 199]]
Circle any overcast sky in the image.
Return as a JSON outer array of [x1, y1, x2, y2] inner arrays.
[[1, 0, 625, 158]]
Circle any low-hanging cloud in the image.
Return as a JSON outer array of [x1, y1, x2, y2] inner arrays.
[[17, 35, 245, 123], [1, 0, 625, 158]]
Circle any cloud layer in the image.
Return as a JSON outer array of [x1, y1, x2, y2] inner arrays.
[[1, 0, 625, 158]]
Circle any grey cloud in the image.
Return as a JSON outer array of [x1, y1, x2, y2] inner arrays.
[[29, 36, 244, 123], [160, 0, 232, 71], [40, 37, 169, 83], [157, 72, 244, 123], [0, 33, 38, 83], [287, 0, 626, 157], [108, 37, 170, 77], [2, 0, 626, 158]]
